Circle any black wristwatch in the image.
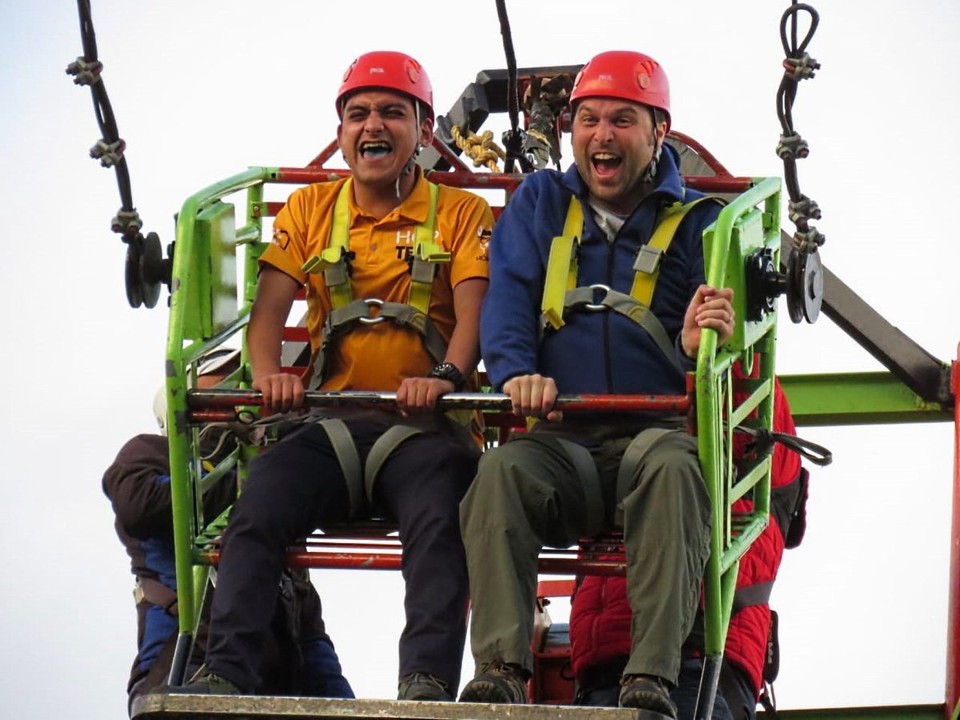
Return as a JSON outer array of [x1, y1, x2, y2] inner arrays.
[[428, 362, 465, 391]]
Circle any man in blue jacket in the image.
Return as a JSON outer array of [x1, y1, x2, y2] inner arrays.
[[458, 51, 735, 718]]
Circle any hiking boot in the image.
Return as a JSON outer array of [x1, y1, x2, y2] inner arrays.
[[398, 672, 453, 701], [618, 675, 677, 718], [172, 668, 242, 695], [458, 662, 528, 704]]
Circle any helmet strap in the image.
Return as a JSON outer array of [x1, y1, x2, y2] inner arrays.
[[641, 120, 663, 184], [641, 147, 661, 184], [396, 102, 424, 197]]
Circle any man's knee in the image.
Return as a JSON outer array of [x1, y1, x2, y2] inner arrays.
[[460, 443, 531, 532], [641, 431, 700, 474], [618, 431, 709, 530], [627, 433, 705, 507], [469, 440, 544, 502], [382, 433, 477, 505]]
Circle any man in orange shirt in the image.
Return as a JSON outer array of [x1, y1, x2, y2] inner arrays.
[[176, 51, 493, 702]]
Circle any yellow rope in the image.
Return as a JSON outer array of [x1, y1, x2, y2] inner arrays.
[[451, 126, 505, 172]]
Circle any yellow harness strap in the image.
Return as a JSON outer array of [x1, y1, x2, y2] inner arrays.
[[301, 178, 445, 313], [407, 182, 445, 314], [541, 195, 584, 330], [629, 197, 718, 306], [299, 179, 449, 389], [540, 194, 718, 330], [300, 178, 355, 309]]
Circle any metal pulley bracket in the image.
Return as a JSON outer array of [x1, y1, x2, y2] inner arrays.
[[125, 231, 171, 309], [743, 244, 823, 325], [744, 248, 787, 322], [785, 246, 823, 324]]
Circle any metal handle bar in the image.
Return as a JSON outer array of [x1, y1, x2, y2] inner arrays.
[[187, 388, 690, 416]]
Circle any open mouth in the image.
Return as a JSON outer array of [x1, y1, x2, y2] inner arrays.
[[360, 141, 393, 159], [591, 152, 622, 176]]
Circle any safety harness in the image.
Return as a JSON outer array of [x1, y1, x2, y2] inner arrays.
[[301, 177, 451, 392], [534, 192, 724, 527], [305, 417, 437, 519], [540, 192, 724, 368], [299, 177, 461, 518]]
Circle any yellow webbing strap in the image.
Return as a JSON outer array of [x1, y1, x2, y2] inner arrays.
[[629, 197, 718, 306], [541, 195, 584, 330], [407, 182, 445, 314], [302, 180, 446, 314], [301, 179, 448, 389], [301, 178, 354, 309]]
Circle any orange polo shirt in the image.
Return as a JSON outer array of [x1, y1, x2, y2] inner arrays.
[[261, 171, 493, 392]]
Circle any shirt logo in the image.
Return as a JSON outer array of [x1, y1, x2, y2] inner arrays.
[[272, 227, 290, 250], [476, 226, 492, 261], [395, 229, 416, 261], [395, 229, 416, 248], [394, 228, 452, 262]]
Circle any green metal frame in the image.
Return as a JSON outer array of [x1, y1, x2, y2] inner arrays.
[[164, 167, 276, 638], [779, 371, 952, 426], [162, 168, 787, 703], [697, 177, 782, 666]]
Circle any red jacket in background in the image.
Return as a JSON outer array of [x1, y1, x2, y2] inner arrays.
[[569, 374, 803, 697]]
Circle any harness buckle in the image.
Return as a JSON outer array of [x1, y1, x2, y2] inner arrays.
[[303, 246, 350, 274], [633, 245, 663, 275], [358, 298, 387, 324], [584, 284, 612, 311]]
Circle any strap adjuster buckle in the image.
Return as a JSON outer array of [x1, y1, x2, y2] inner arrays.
[[633, 245, 663, 275]]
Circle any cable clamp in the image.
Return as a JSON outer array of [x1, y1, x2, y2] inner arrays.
[[90, 138, 126, 168], [112, 208, 143, 237], [65, 56, 103, 86], [793, 226, 826, 250], [782, 53, 820, 81], [787, 196, 822, 224], [775, 133, 809, 160]]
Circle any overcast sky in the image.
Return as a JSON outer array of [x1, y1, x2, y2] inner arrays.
[[1, 2, 958, 719]]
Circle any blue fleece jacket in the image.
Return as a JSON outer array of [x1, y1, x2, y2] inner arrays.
[[480, 148, 722, 396]]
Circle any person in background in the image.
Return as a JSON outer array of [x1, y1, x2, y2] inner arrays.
[[570, 372, 809, 720], [103, 350, 353, 715]]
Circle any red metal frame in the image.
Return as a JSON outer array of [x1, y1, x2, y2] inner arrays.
[[946, 343, 960, 719], [197, 538, 628, 576], [531, 578, 579, 705], [279, 127, 756, 197]]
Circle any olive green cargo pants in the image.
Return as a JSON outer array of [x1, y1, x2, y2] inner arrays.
[[459, 423, 711, 685]]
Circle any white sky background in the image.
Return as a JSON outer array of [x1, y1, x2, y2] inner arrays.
[[1, 1, 957, 718]]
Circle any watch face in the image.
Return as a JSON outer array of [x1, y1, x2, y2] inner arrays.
[[429, 363, 463, 388], [431, 363, 452, 379]]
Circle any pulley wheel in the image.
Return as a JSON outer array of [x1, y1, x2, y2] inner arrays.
[[138, 232, 163, 308], [786, 248, 823, 324], [125, 235, 144, 308], [124, 232, 164, 309]]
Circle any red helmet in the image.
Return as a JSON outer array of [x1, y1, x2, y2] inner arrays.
[[336, 51, 434, 121], [570, 50, 671, 128]]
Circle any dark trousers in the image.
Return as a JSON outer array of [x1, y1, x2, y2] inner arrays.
[[576, 657, 754, 720], [204, 416, 477, 693]]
